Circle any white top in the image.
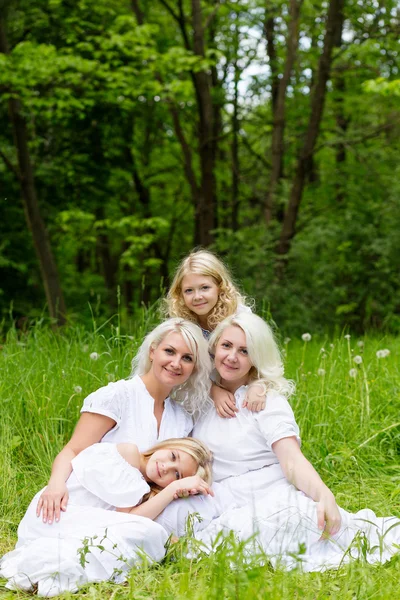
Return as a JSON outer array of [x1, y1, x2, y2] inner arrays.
[[193, 386, 300, 482], [68, 443, 150, 510], [81, 375, 193, 451]]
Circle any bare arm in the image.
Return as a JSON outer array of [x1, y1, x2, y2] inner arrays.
[[272, 437, 341, 536], [211, 383, 238, 418], [37, 412, 116, 523], [242, 383, 266, 412], [117, 475, 213, 521]]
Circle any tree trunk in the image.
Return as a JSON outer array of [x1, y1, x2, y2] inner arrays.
[[276, 0, 345, 260], [264, 0, 303, 225], [0, 16, 66, 324], [231, 15, 240, 232], [192, 0, 216, 246]]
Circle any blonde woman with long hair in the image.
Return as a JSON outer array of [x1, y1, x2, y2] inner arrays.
[[36, 318, 212, 527]]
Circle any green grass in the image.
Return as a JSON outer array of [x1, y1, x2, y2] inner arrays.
[[0, 321, 399, 599]]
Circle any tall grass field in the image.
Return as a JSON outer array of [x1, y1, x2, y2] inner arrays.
[[1, 319, 399, 599]]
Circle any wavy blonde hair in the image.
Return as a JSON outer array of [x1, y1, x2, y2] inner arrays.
[[142, 437, 213, 500], [209, 312, 295, 397], [131, 318, 212, 416], [166, 249, 249, 331]]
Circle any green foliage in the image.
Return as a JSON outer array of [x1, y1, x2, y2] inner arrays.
[[0, 0, 399, 332]]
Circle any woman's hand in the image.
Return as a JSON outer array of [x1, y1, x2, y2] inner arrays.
[[171, 475, 214, 500], [242, 383, 266, 412], [36, 482, 69, 524], [211, 384, 238, 418], [317, 491, 341, 537]]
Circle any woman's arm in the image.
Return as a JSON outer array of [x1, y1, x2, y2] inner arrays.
[[36, 412, 115, 524], [272, 437, 341, 536], [117, 476, 214, 521]]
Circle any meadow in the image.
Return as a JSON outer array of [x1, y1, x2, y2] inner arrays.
[[0, 316, 399, 599]]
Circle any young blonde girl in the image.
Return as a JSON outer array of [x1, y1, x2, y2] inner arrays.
[[166, 249, 266, 416], [0, 438, 213, 595], [117, 437, 214, 519]]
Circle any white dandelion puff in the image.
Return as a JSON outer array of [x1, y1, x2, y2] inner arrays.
[[349, 368, 357, 378], [344, 334, 351, 340], [357, 341, 364, 348], [74, 386, 82, 394], [284, 337, 291, 344], [353, 355, 363, 364], [376, 349, 390, 359], [302, 333, 312, 342], [90, 352, 99, 361], [318, 368, 326, 376]]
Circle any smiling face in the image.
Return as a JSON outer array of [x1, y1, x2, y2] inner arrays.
[[149, 331, 195, 391], [145, 448, 198, 487], [214, 325, 252, 391], [181, 274, 220, 326]]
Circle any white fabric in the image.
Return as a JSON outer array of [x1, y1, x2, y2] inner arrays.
[[71, 443, 150, 508], [81, 375, 193, 450], [193, 386, 300, 481], [194, 478, 400, 571], [0, 444, 167, 596], [159, 386, 400, 570]]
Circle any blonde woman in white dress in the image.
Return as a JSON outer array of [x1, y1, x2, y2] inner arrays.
[[36, 317, 211, 525], [157, 313, 400, 571]]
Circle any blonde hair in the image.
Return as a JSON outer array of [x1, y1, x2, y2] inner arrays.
[[143, 437, 213, 485], [166, 249, 249, 331], [131, 318, 212, 416], [209, 312, 295, 397], [142, 437, 213, 499]]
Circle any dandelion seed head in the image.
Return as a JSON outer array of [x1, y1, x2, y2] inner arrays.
[[349, 368, 357, 378], [330, 343, 334, 348], [357, 341, 364, 348], [344, 334, 351, 340], [302, 333, 311, 342], [284, 337, 291, 344], [376, 349, 390, 359], [353, 355, 363, 364], [318, 368, 326, 376], [74, 386, 82, 394], [90, 352, 99, 361]]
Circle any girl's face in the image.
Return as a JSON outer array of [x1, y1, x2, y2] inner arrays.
[[146, 448, 197, 486], [181, 274, 220, 322], [214, 325, 252, 390], [149, 332, 195, 390]]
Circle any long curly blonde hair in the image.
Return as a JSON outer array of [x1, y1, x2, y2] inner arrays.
[[166, 249, 248, 331]]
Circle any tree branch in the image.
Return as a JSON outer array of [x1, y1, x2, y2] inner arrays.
[[0, 148, 21, 181]]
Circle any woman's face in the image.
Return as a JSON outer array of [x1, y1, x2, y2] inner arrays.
[[214, 325, 252, 390], [181, 274, 219, 320], [149, 331, 195, 390], [146, 448, 197, 487]]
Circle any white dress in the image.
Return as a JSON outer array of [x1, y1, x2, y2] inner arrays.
[[159, 387, 400, 570], [81, 375, 193, 448], [0, 444, 168, 597]]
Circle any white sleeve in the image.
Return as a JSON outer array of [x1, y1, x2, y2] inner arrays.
[[80, 380, 126, 424], [72, 443, 150, 508], [254, 391, 300, 450]]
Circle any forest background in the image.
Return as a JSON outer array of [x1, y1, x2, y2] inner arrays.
[[0, 0, 399, 334]]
